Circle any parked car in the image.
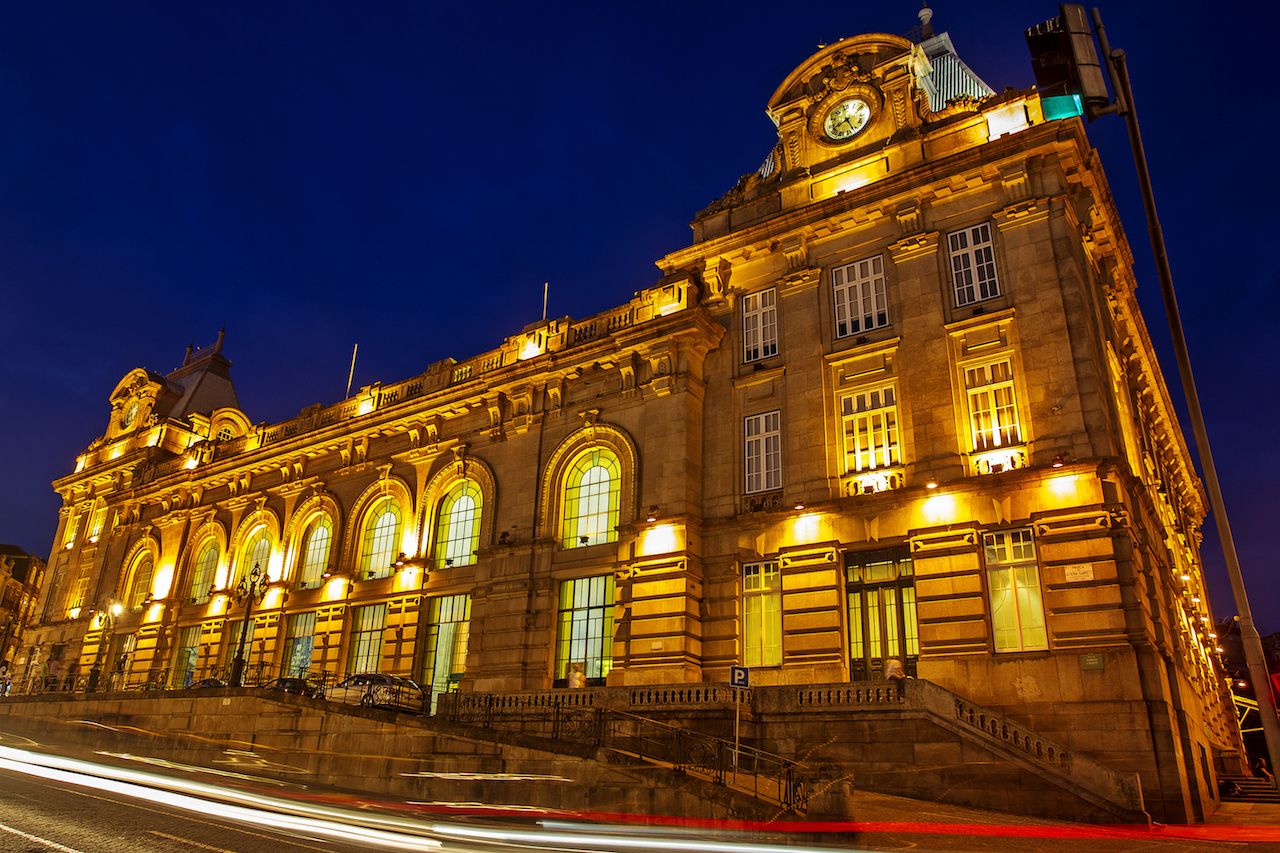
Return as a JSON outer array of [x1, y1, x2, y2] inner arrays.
[[186, 677, 228, 690], [260, 677, 321, 699], [323, 673, 425, 713]]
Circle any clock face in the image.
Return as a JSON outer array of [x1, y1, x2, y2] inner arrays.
[[823, 98, 871, 141], [121, 401, 139, 429]]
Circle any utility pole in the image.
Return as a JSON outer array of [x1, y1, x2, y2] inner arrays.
[[1027, 4, 1280, 777]]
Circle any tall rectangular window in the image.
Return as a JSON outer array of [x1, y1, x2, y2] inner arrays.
[[88, 506, 107, 541], [282, 611, 317, 677], [742, 561, 782, 667], [948, 223, 1000, 306], [65, 575, 89, 617], [347, 604, 387, 674], [841, 385, 899, 472], [832, 255, 889, 337], [555, 575, 615, 685], [742, 288, 778, 362], [223, 618, 256, 673], [744, 411, 782, 493], [62, 512, 81, 548], [422, 594, 471, 712], [172, 625, 200, 688], [965, 359, 1022, 450], [984, 529, 1048, 652]]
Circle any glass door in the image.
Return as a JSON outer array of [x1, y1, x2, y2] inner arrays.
[[847, 548, 918, 680]]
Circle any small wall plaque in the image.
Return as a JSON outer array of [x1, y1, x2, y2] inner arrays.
[[1081, 653, 1106, 671], [1064, 563, 1094, 582]]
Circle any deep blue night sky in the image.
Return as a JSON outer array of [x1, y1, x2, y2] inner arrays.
[[1, 2, 1275, 628]]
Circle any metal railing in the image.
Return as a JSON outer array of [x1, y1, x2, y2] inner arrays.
[[438, 692, 807, 812]]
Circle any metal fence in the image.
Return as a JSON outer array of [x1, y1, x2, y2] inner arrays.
[[437, 692, 807, 812]]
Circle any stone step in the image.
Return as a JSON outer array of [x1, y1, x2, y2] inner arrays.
[[1219, 775, 1280, 802]]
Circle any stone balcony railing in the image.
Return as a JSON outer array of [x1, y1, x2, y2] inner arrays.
[[130, 281, 690, 486]]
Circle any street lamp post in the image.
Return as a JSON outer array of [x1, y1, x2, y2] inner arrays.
[[227, 562, 267, 687], [87, 600, 123, 692]]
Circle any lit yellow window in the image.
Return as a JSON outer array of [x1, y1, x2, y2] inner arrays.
[[984, 529, 1047, 652], [743, 561, 781, 667], [435, 482, 481, 568], [359, 498, 402, 578], [965, 359, 1022, 451], [561, 450, 620, 548]]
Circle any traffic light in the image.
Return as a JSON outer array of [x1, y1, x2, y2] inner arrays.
[[1026, 4, 1111, 119]]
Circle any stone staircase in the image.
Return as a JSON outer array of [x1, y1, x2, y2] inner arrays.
[[1219, 774, 1280, 803]]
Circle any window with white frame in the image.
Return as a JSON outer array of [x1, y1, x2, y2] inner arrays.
[[744, 411, 782, 493], [743, 561, 782, 667], [832, 255, 889, 338], [964, 359, 1022, 451], [840, 385, 900, 472], [948, 223, 1000, 306], [66, 574, 89, 617], [62, 512, 81, 548], [742, 288, 778, 362], [983, 529, 1048, 652], [88, 505, 107, 541]]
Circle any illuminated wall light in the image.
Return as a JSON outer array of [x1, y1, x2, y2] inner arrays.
[[323, 576, 349, 601], [267, 550, 286, 583], [1048, 473, 1078, 498], [153, 563, 175, 600], [639, 523, 678, 557], [833, 174, 870, 195], [110, 444, 125, 460], [657, 293, 683, 316], [791, 512, 820, 543], [356, 397, 376, 416], [922, 493, 956, 524], [1179, 574, 1192, 582], [67, 607, 82, 620], [182, 456, 198, 470], [986, 102, 1030, 139], [262, 587, 284, 610], [925, 479, 939, 490], [518, 334, 545, 361], [75, 457, 86, 473]]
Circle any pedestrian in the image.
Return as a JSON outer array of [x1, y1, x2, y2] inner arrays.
[[1255, 756, 1275, 786], [885, 658, 908, 696], [568, 662, 586, 689]]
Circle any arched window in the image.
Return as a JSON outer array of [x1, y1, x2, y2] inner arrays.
[[239, 527, 271, 585], [435, 481, 481, 569], [298, 514, 333, 587], [359, 497, 402, 579], [189, 540, 219, 602], [561, 449, 620, 548], [128, 555, 154, 610]]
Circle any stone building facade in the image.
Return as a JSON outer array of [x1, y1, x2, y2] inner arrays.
[[0, 545, 43, 671], [26, 25, 1239, 822]]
